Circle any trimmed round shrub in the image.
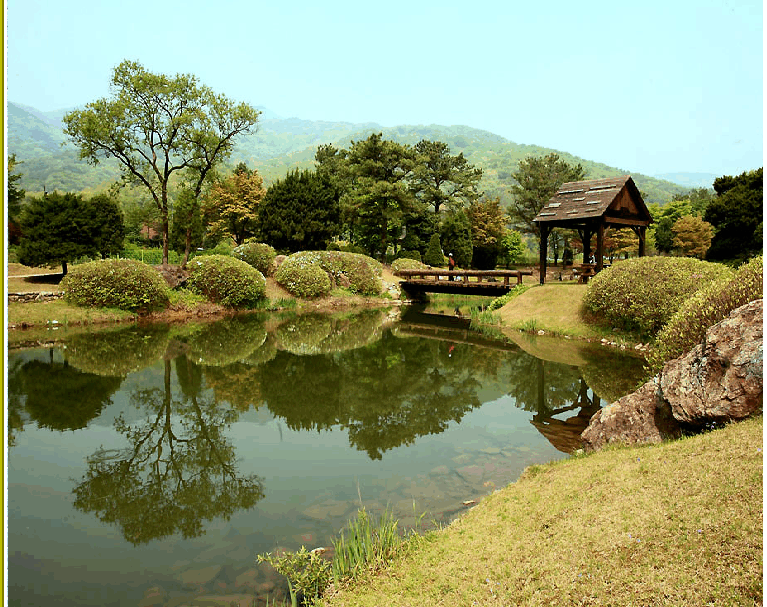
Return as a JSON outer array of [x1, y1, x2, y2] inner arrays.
[[61, 259, 171, 311], [646, 256, 763, 373], [186, 255, 266, 308], [391, 258, 427, 273], [274, 253, 332, 298], [232, 242, 277, 276], [274, 251, 382, 298], [397, 249, 422, 262], [582, 256, 733, 336]]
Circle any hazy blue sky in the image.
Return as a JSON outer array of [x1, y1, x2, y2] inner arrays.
[[6, 0, 763, 177]]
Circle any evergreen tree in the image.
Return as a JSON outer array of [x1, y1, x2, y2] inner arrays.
[[440, 211, 473, 268], [410, 140, 483, 213], [704, 168, 763, 261], [18, 192, 101, 274], [258, 168, 341, 252], [87, 194, 125, 258], [507, 153, 585, 238], [423, 233, 445, 266]]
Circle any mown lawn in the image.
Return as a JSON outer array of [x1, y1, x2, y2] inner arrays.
[[322, 416, 763, 606]]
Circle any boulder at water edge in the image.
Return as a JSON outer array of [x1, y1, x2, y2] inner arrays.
[[581, 299, 763, 452]]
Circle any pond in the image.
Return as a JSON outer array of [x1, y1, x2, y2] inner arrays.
[[7, 307, 646, 606]]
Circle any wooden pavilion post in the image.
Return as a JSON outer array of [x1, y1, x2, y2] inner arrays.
[[539, 224, 549, 285], [582, 227, 592, 264], [596, 223, 605, 272]]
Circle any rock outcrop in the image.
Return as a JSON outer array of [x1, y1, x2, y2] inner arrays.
[[581, 299, 763, 452]]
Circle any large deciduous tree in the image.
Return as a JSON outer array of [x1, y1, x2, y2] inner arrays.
[[63, 60, 260, 265], [258, 168, 341, 252], [704, 168, 763, 261], [410, 140, 483, 214], [203, 163, 266, 246], [507, 153, 585, 238]]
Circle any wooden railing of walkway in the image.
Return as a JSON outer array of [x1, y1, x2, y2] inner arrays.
[[395, 268, 533, 297]]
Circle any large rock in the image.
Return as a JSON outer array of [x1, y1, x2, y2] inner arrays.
[[580, 379, 681, 451], [661, 299, 763, 426], [581, 299, 763, 452]]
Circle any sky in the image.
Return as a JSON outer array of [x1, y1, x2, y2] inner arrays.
[[6, 0, 763, 177]]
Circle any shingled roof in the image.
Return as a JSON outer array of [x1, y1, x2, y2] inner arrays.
[[533, 175, 652, 227]]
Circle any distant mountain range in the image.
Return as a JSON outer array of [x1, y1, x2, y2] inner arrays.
[[8, 101, 701, 206]]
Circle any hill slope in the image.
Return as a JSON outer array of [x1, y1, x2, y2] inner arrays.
[[8, 102, 689, 205]]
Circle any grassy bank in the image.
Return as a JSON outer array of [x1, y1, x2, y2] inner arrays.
[[495, 282, 621, 341], [322, 416, 763, 606]]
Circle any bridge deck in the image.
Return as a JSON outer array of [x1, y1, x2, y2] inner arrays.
[[395, 269, 533, 297]]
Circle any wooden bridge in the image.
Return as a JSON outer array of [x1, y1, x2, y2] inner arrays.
[[395, 268, 533, 298]]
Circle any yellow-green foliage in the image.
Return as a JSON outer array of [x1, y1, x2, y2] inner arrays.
[[275, 251, 382, 298], [647, 256, 763, 373], [61, 259, 171, 311], [391, 258, 427, 273], [232, 241, 277, 276], [582, 257, 733, 336], [186, 255, 266, 308]]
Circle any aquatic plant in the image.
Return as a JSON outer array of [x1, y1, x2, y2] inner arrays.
[[331, 507, 401, 584]]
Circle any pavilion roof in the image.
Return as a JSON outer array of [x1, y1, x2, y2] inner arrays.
[[533, 175, 652, 227]]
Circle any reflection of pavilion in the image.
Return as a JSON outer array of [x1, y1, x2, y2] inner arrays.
[[531, 376, 601, 454]]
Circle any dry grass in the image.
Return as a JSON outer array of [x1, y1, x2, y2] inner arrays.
[[322, 416, 763, 606]]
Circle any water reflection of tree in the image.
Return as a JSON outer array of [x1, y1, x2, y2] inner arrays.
[[12, 353, 123, 433], [505, 356, 582, 416], [261, 331, 484, 459], [73, 359, 264, 545]]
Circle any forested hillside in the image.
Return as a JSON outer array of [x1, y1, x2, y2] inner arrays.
[[8, 101, 690, 205]]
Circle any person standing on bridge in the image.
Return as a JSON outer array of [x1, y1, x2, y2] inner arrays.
[[448, 253, 456, 280]]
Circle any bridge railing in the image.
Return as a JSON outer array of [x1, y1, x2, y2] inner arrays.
[[395, 268, 533, 286]]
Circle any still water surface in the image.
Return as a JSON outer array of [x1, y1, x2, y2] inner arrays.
[[7, 308, 645, 606]]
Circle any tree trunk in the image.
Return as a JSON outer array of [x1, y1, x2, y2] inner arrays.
[[61, 260, 68, 275]]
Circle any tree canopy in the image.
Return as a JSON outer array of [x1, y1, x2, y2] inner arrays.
[[410, 140, 483, 214], [17, 192, 124, 274], [203, 162, 266, 246], [704, 168, 763, 261], [507, 153, 585, 238], [258, 168, 341, 252], [63, 60, 260, 264]]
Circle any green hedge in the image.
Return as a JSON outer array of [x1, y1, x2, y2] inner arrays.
[[582, 256, 733, 336], [232, 241, 277, 276], [186, 255, 266, 308], [646, 256, 763, 373], [61, 259, 171, 311]]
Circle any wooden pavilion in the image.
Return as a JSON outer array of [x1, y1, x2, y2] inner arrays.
[[532, 175, 652, 284]]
